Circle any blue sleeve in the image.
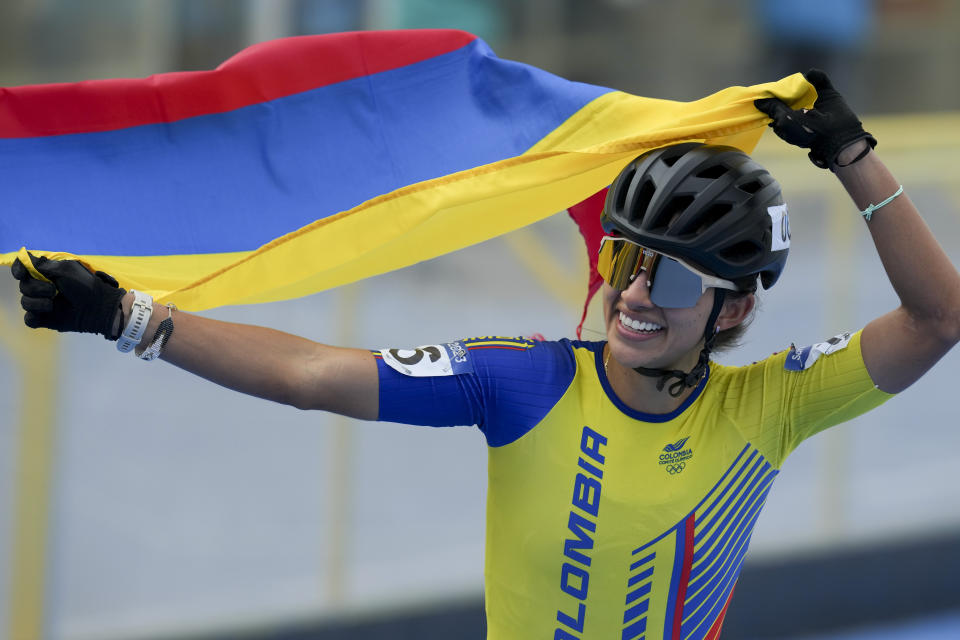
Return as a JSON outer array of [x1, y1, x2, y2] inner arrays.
[[374, 337, 577, 446]]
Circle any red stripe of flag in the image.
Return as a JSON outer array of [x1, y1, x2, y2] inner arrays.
[[0, 29, 475, 138], [567, 188, 608, 339]]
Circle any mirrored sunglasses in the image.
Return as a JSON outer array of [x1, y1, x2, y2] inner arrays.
[[597, 236, 740, 308]]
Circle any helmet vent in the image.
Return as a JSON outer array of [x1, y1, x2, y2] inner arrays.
[[696, 164, 728, 180], [661, 152, 683, 167], [613, 168, 637, 212], [629, 179, 656, 220], [656, 195, 694, 231], [738, 179, 764, 194], [720, 240, 762, 264], [693, 202, 733, 233]]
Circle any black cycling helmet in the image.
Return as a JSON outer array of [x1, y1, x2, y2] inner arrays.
[[601, 142, 788, 292]]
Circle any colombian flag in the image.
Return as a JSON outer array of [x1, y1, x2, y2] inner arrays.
[[0, 30, 813, 312]]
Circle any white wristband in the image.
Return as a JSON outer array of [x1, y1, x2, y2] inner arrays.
[[116, 290, 153, 353]]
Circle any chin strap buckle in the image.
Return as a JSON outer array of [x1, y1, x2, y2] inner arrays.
[[633, 290, 727, 398]]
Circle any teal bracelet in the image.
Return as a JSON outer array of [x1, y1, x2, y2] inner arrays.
[[860, 185, 904, 221]]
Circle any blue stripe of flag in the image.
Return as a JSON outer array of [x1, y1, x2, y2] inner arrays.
[[1, 38, 609, 256]]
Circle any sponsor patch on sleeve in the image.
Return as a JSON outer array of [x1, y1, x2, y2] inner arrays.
[[378, 341, 473, 377], [784, 332, 852, 371]]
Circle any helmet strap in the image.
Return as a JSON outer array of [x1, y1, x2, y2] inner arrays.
[[632, 290, 727, 398]]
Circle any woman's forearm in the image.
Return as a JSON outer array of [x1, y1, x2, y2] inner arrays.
[[835, 145, 960, 342], [118, 292, 379, 417]]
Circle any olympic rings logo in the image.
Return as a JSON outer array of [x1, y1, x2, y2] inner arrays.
[[665, 462, 686, 475]]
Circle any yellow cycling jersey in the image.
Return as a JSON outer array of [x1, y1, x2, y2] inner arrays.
[[374, 330, 891, 639]]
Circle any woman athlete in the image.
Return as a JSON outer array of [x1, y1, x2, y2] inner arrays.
[[13, 70, 960, 639]]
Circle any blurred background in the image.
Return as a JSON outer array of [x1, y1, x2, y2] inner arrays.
[[2, 1, 959, 639]]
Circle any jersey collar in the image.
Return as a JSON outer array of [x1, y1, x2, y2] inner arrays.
[[593, 342, 710, 423]]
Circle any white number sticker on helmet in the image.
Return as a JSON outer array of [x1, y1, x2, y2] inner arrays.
[[768, 204, 791, 251]]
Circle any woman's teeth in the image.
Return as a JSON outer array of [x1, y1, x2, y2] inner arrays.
[[620, 312, 663, 333]]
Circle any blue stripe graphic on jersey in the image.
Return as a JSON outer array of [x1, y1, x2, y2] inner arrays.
[[628, 567, 655, 589], [622, 592, 650, 623], [622, 616, 647, 640], [696, 446, 752, 506], [691, 462, 773, 572], [683, 474, 775, 636], [695, 449, 756, 525], [680, 449, 777, 640], [692, 456, 769, 564], [690, 476, 773, 598], [683, 503, 765, 638], [624, 551, 655, 614], [630, 552, 655, 572], [622, 445, 779, 640], [622, 550, 654, 640], [622, 548, 655, 639], [682, 498, 768, 638], [626, 570, 654, 598]]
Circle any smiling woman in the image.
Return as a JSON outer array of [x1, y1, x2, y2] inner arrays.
[[10, 67, 960, 640], [598, 142, 786, 398]]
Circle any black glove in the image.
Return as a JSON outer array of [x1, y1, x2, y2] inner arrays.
[[755, 69, 876, 170], [11, 254, 126, 339]]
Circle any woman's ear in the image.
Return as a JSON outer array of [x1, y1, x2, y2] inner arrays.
[[716, 293, 756, 331]]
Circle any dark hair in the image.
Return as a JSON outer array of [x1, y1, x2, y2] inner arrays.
[[711, 290, 758, 354]]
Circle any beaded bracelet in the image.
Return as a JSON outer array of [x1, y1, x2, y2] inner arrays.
[[138, 303, 176, 361]]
